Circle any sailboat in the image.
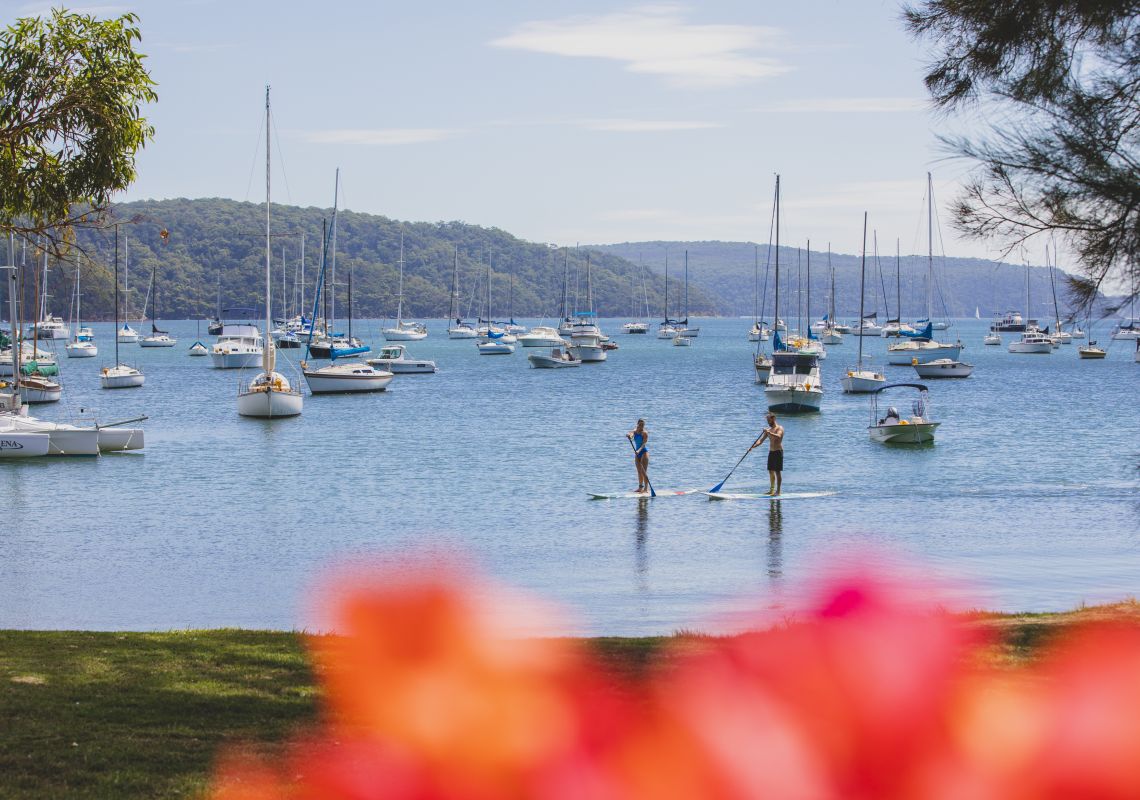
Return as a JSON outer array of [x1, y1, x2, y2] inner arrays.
[[622, 258, 649, 334], [236, 87, 303, 418], [657, 251, 678, 339], [1008, 264, 1053, 353], [748, 246, 770, 342], [886, 174, 964, 364], [674, 251, 699, 337], [1047, 249, 1071, 344], [20, 250, 63, 403], [383, 231, 428, 341], [116, 233, 140, 343], [65, 255, 97, 358], [101, 227, 145, 388], [842, 213, 886, 393], [819, 247, 844, 345], [447, 247, 478, 338], [764, 176, 822, 412], [139, 265, 177, 347], [477, 256, 514, 354]]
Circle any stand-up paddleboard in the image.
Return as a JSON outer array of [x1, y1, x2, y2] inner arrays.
[[588, 488, 699, 500], [703, 490, 837, 501]]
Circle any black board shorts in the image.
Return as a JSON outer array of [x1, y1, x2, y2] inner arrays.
[[767, 450, 784, 472]]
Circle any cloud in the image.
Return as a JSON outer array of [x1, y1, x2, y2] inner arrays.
[[578, 118, 723, 132], [490, 5, 789, 88], [782, 180, 921, 212], [303, 129, 460, 146], [757, 97, 926, 114]]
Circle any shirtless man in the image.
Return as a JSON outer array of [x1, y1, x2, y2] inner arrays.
[[752, 412, 784, 496]]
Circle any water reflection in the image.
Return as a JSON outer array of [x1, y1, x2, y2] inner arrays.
[[767, 500, 783, 580], [633, 498, 650, 593]]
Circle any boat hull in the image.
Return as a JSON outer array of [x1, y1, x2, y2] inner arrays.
[[237, 386, 303, 417], [518, 335, 565, 347], [841, 370, 886, 393], [303, 368, 394, 393], [448, 328, 478, 339], [365, 358, 436, 374], [211, 349, 263, 369], [97, 427, 145, 452], [383, 330, 427, 341], [0, 431, 50, 458], [869, 421, 939, 444], [1008, 342, 1052, 354], [528, 354, 580, 368], [764, 386, 823, 413], [66, 343, 98, 358], [139, 336, 177, 348], [886, 344, 962, 365], [477, 342, 515, 354], [19, 381, 61, 403], [100, 366, 145, 389], [912, 360, 973, 378]]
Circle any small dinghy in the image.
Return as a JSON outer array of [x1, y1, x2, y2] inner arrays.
[[527, 346, 581, 369], [912, 357, 973, 378]]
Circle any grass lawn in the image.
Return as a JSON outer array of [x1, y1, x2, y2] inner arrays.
[[2, 602, 1138, 798]]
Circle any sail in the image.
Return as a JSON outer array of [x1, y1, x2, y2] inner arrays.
[[862, 311, 878, 321], [807, 326, 818, 341], [773, 330, 785, 352], [900, 322, 933, 339]]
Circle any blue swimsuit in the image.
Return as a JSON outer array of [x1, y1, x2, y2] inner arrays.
[[633, 432, 648, 458]]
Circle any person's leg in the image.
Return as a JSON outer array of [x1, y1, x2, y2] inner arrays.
[[766, 469, 775, 494], [639, 453, 650, 492], [774, 468, 782, 496], [634, 455, 643, 491]]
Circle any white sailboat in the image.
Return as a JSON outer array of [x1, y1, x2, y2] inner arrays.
[[237, 87, 303, 418], [673, 251, 699, 337], [383, 232, 428, 341], [568, 254, 606, 362], [139, 264, 177, 347], [447, 247, 478, 338], [842, 213, 886, 393], [764, 176, 822, 412], [622, 259, 650, 333], [65, 255, 97, 358], [477, 255, 514, 354], [116, 233, 140, 343], [101, 226, 145, 389], [886, 174, 964, 365]]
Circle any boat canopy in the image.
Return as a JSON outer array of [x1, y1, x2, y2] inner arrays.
[[771, 351, 819, 374], [870, 382, 930, 394]]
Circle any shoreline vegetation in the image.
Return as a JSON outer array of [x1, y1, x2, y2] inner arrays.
[[1, 601, 1137, 798]]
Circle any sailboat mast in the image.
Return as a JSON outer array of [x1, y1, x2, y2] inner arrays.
[[347, 254, 354, 341], [753, 246, 759, 324], [396, 230, 405, 325], [926, 172, 934, 321], [124, 233, 130, 322], [6, 234, 20, 406], [114, 226, 121, 365], [774, 174, 780, 348], [858, 213, 867, 367], [896, 238, 902, 322], [1049, 246, 1061, 327], [806, 240, 811, 328], [586, 253, 593, 316], [663, 251, 669, 322], [300, 232, 305, 322], [451, 246, 460, 323], [330, 168, 339, 333], [264, 85, 273, 373], [683, 250, 688, 324]]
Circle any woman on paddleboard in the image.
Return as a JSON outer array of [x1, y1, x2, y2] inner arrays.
[[628, 419, 650, 494]]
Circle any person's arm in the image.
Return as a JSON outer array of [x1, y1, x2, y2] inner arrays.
[[752, 430, 768, 449]]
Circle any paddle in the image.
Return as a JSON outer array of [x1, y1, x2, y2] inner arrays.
[[709, 441, 757, 494], [627, 435, 655, 498]]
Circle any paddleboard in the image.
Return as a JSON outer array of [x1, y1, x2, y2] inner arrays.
[[588, 488, 699, 500], [703, 490, 837, 501]]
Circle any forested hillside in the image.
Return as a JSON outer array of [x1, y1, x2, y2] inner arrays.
[[592, 240, 1104, 323], [12, 199, 718, 322]]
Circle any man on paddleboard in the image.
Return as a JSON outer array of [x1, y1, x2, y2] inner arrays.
[[627, 419, 650, 494], [752, 412, 784, 496]]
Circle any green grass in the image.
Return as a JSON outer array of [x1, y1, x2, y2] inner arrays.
[[3, 603, 1138, 798]]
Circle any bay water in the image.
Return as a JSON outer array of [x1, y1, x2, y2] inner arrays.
[[2, 318, 1137, 634]]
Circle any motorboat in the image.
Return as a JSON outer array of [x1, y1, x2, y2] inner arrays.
[[527, 346, 581, 368], [365, 344, 437, 374], [237, 88, 303, 420], [139, 333, 177, 348], [1078, 341, 1106, 359], [764, 350, 822, 412], [517, 326, 565, 347], [671, 334, 691, 347], [188, 341, 209, 356], [275, 331, 303, 349], [101, 363, 145, 389], [211, 323, 264, 369], [302, 360, 394, 393], [569, 333, 606, 362], [622, 321, 648, 334], [31, 314, 69, 341], [868, 383, 939, 444], [1008, 331, 1053, 354], [65, 340, 97, 358], [983, 332, 1001, 346], [912, 358, 973, 378], [850, 319, 883, 336], [116, 323, 140, 343], [990, 310, 1026, 332], [476, 338, 515, 355]]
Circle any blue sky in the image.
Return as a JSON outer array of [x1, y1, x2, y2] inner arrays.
[[16, 1, 998, 259]]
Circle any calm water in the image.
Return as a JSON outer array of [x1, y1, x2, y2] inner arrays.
[[2, 318, 1137, 634]]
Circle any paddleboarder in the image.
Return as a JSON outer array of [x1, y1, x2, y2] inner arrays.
[[627, 419, 650, 494], [752, 412, 784, 496]]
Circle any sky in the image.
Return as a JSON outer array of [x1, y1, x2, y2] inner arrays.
[[12, 0, 1011, 260]]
